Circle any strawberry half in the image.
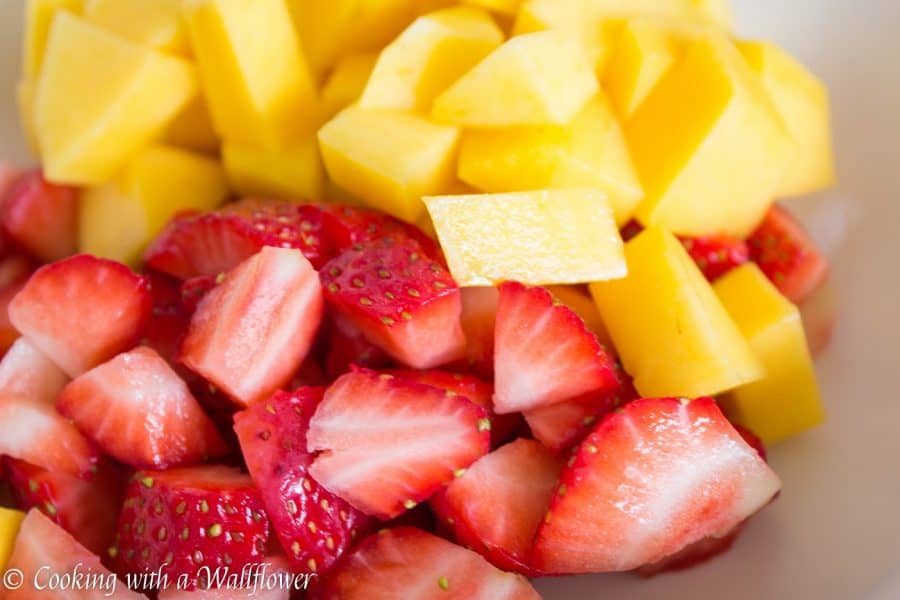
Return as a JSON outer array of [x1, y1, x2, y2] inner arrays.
[[319, 204, 441, 259], [458, 286, 498, 378], [234, 388, 371, 576], [1, 169, 79, 262], [307, 369, 491, 519], [316, 527, 541, 600], [748, 204, 829, 303], [58, 346, 227, 470], [9, 254, 152, 377], [111, 466, 270, 590], [180, 274, 220, 314], [493, 282, 619, 414], [680, 235, 750, 282], [181, 246, 324, 407], [320, 238, 465, 369], [532, 397, 782, 574]]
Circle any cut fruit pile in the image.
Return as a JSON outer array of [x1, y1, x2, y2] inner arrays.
[[0, 0, 837, 597]]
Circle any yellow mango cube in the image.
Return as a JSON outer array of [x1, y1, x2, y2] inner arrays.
[[714, 264, 825, 444], [223, 138, 324, 201], [185, 0, 317, 150], [79, 144, 228, 264], [424, 189, 626, 286], [320, 53, 379, 121], [360, 6, 504, 112], [165, 94, 219, 154], [692, 0, 733, 29], [16, 79, 40, 156], [625, 36, 794, 237], [22, 0, 84, 78], [0, 508, 25, 572], [604, 20, 677, 119], [84, 0, 189, 54], [463, 0, 521, 17], [35, 14, 197, 184], [458, 94, 643, 225], [739, 41, 836, 197], [318, 107, 460, 222], [590, 226, 763, 398], [432, 31, 598, 126]]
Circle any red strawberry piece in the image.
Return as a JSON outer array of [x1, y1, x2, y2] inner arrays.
[[748, 204, 829, 303], [320, 238, 465, 369], [679, 235, 750, 281], [322, 314, 392, 378], [306, 369, 491, 520], [181, 246, 324, 407], [319, 204, 441, 259], [315, 527, 541, 600], [532, 397, 782, 574], [234, 388, 371, 576], [620, 219, 644, 242], [157, 556, 294, 599], [432, 439, 563, 575], [1, 169, 79, 262], [458, 286, 498, 379], [111, 466, 270, 591], [181, 274, 221, 314], [0, 255, 34, 357], [733, 423, 768, 462], [636, 522, 747, 577], [4, 457, 126, 556], [493, 282, 619, 414], [9, 254, 152, 377], [4, 510, 143, 599], [0, 254, 33, 288], [799, 279, 837, 357]]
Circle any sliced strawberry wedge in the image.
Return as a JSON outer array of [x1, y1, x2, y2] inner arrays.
[[57, 346, 227, 469], [316, 527, 541, 600], [234, 388, 371, 576], [9, 254, 153, 377], [180, 273, 220, 314], [458, 286, 498, 378], [319, 204, 441, 259], [181, 246, 324, 407], [748, 204, 829, 303], [532, 397, 782, 574], [307, 369, 491, 519], [320, 239, 465, 369], [680, 235, 750, 282], [1, 169, 79, 262], [493, 282, 619, 414], [322, 315, 393, 378]]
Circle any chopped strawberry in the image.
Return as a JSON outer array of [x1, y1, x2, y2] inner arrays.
[[4, 457, 125, 556], [307, 369, 491, 519], [320, 239, 465, 369], [636, 522, 747, 577], [316, 527, 541, 600], [680, 235, 750, 281], [458, 286, 499, 378], [0, 256, 34, 357], [58, 346, 227, 470], [432, 439, 563, 575], [1, 170, 79, 263], [532, 397, 782, 573], [493, 282, 619, 414], [181, 273, 221, 314], [234, 388, 371, 576], [111, 466, 270, 591], [8, 254, 152, 377], [181, 246, 324, 407], [322, 314, 393, 378], [748, 204, 829, 303], [158, 556, 294, 599], [0, 254, 33, 288], [319, 204, 441, 259]]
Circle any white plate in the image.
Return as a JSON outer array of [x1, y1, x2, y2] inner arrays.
[[1, 1, 898, 598]]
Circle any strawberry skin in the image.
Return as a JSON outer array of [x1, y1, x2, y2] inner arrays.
[[307, 369, 491, 520], [319, 204, 442, 260], [9, 254, 153, 377], [680, 235, 750, 282], [322, 314, 393, 378], [234, 388, 371, 576], [458, 286, 498, 378], [320, 239, 465, 369], [493, 282, 619, 414], [58, 346, 227, 469], [532, 397, 782, 574], [180, 274, 220, 314], [1, 169, 79, 262], [181, 246, 324, 407]]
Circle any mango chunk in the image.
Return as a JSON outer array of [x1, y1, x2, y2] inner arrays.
[[692, 0, 733, 29], [604, 20, 677, 119], [424, 189, 625, 286], [35, 14, 197, 184], [590, 226, 763, 398], [360, 6, 504, 112], [22, 0, 83, 78], [15, 79, 40, 156], [84, 0, 189, 54], [165, 94, 219, 154], [320, 52, 379, 121], [463, 0, 521, 17], [739, 41, 836, 197], [458, 94, 643, 225], [223, 137, 324, 201], [714, 263, 825, 444], [318, 107, 460, 222], [79, 144, 228, 264], [625, 36, 794, 237], [432, 31, 598, 127], [0, 508, 25, 572], [185, 0, 317, 150]]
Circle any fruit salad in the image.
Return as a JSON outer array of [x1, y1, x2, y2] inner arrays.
[[0, 0, 836, 597]]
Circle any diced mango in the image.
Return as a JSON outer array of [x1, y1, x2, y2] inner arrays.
[[432, 31, 598, 126], [84, 0, 189, 54], [604, 20, 677, 119], [184, 0, 317, 150], [625, 36, 794, 237], [458, 94, 643, 225], [714, 263, 825, 444], [320, 53, 379, 121], [22, 0, 84, 78], [590, 226, 763, 398], [463, 0, 521, 17], [15, 79, 40, 156], [547, 285, 614, 349], [318, 107, 460, 222], [165, 94, 219, 154], [35, 14, 197, 184], [223, 137, 324, 201], [0, 508, 25, 572], [424, 189, 626, 286], [739, 41, 836, 197], [79, 144, 228, 264], [360, 6, 504, 112]]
